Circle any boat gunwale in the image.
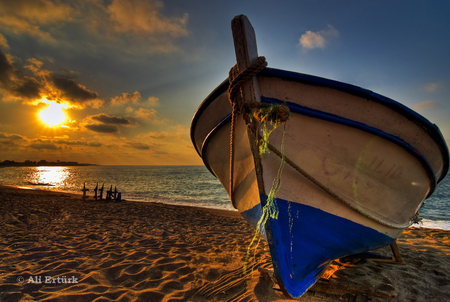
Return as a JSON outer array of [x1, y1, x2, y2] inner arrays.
[[190, 67, 449, 182]]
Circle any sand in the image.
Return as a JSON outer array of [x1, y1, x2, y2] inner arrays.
[[0, 186, 449, 302]]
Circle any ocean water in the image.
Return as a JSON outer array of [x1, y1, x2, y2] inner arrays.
[[0, 165, 233, 211], [0, 165, 448, 230]]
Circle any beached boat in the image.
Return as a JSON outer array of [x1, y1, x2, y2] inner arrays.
[[190, 15, 449, 298]]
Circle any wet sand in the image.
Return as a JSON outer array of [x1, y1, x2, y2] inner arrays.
[[0, 186, 449, 301]]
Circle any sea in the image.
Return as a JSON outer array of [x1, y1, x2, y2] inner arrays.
[[0, 165, 449, 230]]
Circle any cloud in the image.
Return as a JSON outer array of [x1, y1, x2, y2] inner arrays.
[[51, 75, 99, 103], [128, 142, 151, 150], [53, 139, 102, 148], [0, 0, 189, 54], [90, 113, 131, 125], [0, 51, 44, 100], [147, 96, 159, 105], [141, 129, 187, 141], [111, 91, 141, 105], [88, 142, 102, 147], [0, 33, 8, 49], [85, 124, 119, 134], [0, 0, 74, 41], [299, 25, 339, 50], [413, 100, 439, 112], [0, 50, 104, 109], [0, 132, 25, 140], [83, 113, 131, 134], [0, 50, 15, 85], [106, 0, 188, 37], [29, 143, 62, 150], [134, 108, 157, 120], [111, 92, 160, 109]]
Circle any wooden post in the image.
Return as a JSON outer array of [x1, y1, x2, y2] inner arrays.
[[372, 240, 405, 265], [230, 15, 266, 195], [81, 182, 89, 201], [99, 183, 104, 200], [106, 185, 113, 200], [390, 241, 404, 263], [94, 183, 98, 201]]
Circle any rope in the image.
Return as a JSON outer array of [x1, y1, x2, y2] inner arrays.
[[228, 56, 267, 204]]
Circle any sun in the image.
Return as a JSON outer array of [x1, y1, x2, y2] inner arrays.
[[39, 102, 66, 126]]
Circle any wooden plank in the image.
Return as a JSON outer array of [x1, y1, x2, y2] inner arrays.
[[231, 14, 261, 104], [230, 14, 265, 194]]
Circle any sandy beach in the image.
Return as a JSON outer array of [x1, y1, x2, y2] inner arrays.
[[0, 186, 449, 302]]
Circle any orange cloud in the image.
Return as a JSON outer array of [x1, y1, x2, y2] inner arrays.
[[0, 33, 8, 49], [111, 91, 141, 105], [0, 0, 74, 41], [146, 96, 159, 106], [106, 0, 188, 37], [0, 0, 189, 55], [111, 92, 160, 107], [134, 108, 157, 120]]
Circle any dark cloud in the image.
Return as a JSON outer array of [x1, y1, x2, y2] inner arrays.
[[91, 113, 131, 125], [0, 50, 102, 108], [0, 50, 44, 99], [0, 50, 14, 85], [55, 140, 87, 146], [54, 139, 102, 147], [129, 142, 150, 150], [29, 143, 62, 150], [51, 75, 99, 102], [0, 132, 24, 140], [14, 76, 42, 99], [85, 124, 119, 133]]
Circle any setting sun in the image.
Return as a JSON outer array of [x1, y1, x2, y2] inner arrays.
[[39, 102, 66, 126]]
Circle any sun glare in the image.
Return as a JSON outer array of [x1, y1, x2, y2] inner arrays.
[[39, 101, 66, 126]]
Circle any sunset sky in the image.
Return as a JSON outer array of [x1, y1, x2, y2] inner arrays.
[[0, 0, 449, 165]]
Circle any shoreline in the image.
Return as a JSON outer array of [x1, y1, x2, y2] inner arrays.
[[1, 186, 449, 301], [3, 184, 448, 231]]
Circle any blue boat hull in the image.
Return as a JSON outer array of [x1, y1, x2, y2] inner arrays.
[[242, 196, 395, 297]]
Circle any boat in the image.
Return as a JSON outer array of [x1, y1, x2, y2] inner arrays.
[[190, 15, 449, 298]]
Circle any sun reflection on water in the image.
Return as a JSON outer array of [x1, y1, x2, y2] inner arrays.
[[24, 166, 73, 190]]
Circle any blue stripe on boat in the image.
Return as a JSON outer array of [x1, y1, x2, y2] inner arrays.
[[241, 197, 395, 298]]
